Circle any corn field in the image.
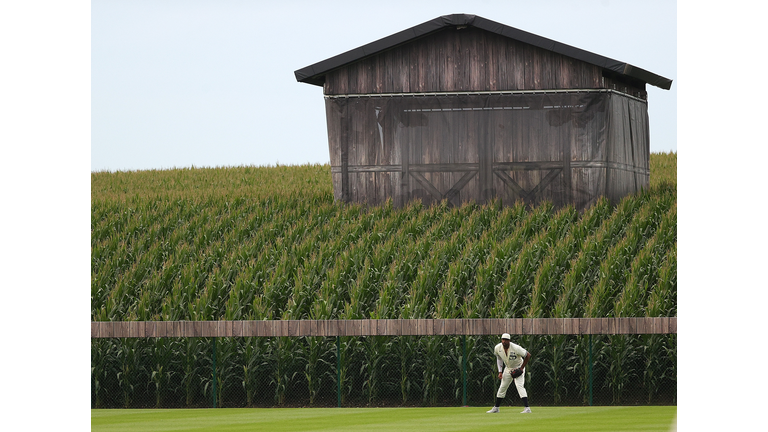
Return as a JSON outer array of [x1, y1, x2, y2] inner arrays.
[[92, 155, 677, 408]]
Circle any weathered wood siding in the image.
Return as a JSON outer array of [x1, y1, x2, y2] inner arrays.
[[326, 91, 648, 210], [605, 95, 651, 202], [322, 26, 650, 210], [92, 317, 677, 338], [324, 27, 604, 95]]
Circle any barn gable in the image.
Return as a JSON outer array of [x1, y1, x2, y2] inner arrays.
[[296, 14, 671, 93]]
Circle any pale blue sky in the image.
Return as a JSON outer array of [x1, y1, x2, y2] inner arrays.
[[91, 0, 677, 172]]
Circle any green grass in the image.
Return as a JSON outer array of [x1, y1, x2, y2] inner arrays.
[[92, 407, 676, 432]]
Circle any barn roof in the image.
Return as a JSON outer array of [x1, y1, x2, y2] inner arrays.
[[295, 13, 672, 90]]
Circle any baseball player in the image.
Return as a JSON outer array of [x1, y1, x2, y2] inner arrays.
[[486, 333, 532, 413]]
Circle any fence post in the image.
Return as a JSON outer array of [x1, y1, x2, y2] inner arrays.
[[212, 337, 217, 408], [336, 336, 341, 408], [462, 335, 467, 406], [588, 334, 593, 407]]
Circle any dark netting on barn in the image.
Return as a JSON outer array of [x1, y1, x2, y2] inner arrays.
[[325, 91, 649, 211]]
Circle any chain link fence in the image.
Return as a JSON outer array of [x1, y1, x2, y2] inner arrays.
[[92, 334, 675, 409]]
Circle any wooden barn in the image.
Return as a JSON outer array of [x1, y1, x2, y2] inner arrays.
[[295, 14, 672, 210]]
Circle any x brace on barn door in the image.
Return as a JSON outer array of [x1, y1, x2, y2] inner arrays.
[[410, 170, 478, 206], [404, 162, 564, 205], [493, 168, 562, 202]]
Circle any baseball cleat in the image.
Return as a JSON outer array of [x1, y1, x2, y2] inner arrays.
[[520, 407, 531, 413], [486, 407, 500, 413]]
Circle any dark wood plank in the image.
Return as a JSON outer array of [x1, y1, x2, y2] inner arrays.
[[231, 321, 243, 337], [222, 321, 231, 337], [101, 322, 113, 338], [394, 319, 404, 336], [104, 321, 115, 338], [457, 319, 467, 335], [532, 45, 543, 90], [408, 319, 419, 336], [521, 319, 532, 335], [299, 320, 310, 337], [433, 319, 445, 336], [541, 319, 551, 335], [122, 321, 133, 338], [379, 320, 389, 336], [248, 320, 260, 337], [450, 319, 459, 335], [483, 319, 491, 336], [497, 319, 508, 336], [651, 317, 661, 334], [262, 320, 273, 337], [488, 318, 501, 336], [159, 321, 171, 338], [626, 318, 636, 335], [137, 322, 146, 338], [311, 320, 320, 337], [181, 321, 192, 337], [205, 321, 217, 337], [144, 321, 156, 338], [600, 318, 610, 335], [176, 321, 187, 338], [577, 319, 587, 335], [660, 317, 670, 334], [200, 321, 216, 337], [156, 321, 167, 338], [636, 317, 647, 334], [531, 319, 542, 335], [116, 321, 128, 338], [589, 318, 601, 335], [425, 319, 435, 336], [469, 319, 479, 335], [348, 320, 358, 337], [442, 319, 453, 335], [374, 54, 385, 93], [115, 322, 126, 337], [324, 320, 336, 337], [555, 318, 565, 335]]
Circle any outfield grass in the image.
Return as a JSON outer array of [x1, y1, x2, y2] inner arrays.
[[92, 406, 676, 432]]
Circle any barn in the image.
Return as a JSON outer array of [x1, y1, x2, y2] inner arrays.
[[295, 14, 672, 210]]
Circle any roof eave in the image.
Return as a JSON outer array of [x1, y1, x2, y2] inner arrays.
[[295, 13, 672, 91]]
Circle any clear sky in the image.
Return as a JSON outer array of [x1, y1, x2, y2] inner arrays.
[[91, 0, 676, 172]]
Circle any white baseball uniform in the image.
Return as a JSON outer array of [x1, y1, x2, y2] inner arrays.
[[493, 341, 528, 398]]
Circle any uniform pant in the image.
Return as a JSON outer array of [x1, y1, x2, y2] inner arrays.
[[496, 367, 527, 398]]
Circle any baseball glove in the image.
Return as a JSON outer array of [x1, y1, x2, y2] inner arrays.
[[510, 368, 523, 378]]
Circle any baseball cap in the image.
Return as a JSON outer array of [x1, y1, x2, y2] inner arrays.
[[501, 333, 511, 340]]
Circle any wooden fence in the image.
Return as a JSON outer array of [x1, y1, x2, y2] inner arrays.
[[91, 317, 676, 338]]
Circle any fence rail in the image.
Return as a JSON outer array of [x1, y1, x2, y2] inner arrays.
[[91, 317, 676, 338]]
